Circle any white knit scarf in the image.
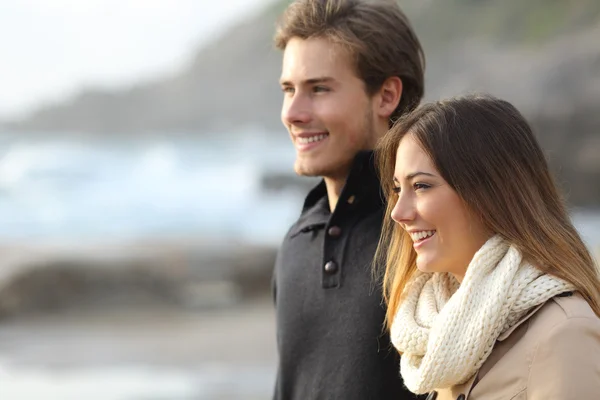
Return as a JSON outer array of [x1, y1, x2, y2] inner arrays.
[[390, 235, 575, 394]]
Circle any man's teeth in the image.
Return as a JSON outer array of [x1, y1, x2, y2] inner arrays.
[[298, 134, 328, 144], [410, 230, 436, 242]]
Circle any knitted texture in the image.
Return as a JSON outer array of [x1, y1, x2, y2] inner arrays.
[[390, 235, 575, 394]]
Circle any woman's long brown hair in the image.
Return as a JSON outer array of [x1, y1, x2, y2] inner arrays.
[[375, 94, 600, 329]]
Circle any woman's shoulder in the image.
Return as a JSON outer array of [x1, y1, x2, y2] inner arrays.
[[530, 291, 599, 330], [529, 292, 600, 360], [523, 292, 600, 397], [500, 292, 599, 371], [523, 292, 600, 351]]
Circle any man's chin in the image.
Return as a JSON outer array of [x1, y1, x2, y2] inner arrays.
[[293, 161, 328, 178], [294, 167, 324, 178]]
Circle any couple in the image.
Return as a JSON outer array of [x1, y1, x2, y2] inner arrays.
[[270, 1, 600, 399]]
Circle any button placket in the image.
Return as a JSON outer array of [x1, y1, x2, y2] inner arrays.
[[320, 204, 355, 289], [321, 222, 344, 289]]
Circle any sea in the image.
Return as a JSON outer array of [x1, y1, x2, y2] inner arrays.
[[0, 130, 307, 245]]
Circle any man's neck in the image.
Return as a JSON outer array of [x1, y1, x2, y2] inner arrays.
[[324, 175, 347, 213]]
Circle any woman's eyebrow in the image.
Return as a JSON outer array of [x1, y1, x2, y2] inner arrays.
[[405, 171, 436, 180]]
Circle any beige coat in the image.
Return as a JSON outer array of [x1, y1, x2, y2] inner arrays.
[[430, 292, 600, 400]]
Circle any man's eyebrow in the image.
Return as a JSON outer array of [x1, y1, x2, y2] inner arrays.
[[279, 76, 336, 86]]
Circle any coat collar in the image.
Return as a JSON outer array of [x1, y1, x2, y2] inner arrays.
[[437, 305, 543, 399], [496, 302, 546, 341], [450, 373, 478, 399], [496, 291, 575, 342], [291, 150, 384, 236]]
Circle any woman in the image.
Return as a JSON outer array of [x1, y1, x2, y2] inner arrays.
[[374, 94, 600, 399]]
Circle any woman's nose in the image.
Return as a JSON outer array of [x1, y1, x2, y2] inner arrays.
[[390, 193, 416, 224]]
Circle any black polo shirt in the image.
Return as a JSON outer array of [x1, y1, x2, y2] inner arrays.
[[272, 151, 417, 400]]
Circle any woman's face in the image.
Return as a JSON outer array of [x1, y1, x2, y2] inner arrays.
[[390, 133, 491, 281]]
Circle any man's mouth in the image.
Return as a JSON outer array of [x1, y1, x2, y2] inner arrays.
[[297, 133, 329, 144]]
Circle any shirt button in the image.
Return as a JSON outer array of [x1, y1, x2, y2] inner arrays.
[[327, 226, 342, 237], [324, 261, 338, 274], [426, 391, 437, 400]]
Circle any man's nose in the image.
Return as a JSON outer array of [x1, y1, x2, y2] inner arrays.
[[282, 93, 311, 126]]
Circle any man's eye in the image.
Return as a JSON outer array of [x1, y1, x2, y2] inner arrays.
[[313, 86, 329, 93], [282, 87, 294, 94]]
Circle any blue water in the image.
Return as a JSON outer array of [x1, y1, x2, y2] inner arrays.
[[0, 131, 597, 250], [0, 131, 307, 245]]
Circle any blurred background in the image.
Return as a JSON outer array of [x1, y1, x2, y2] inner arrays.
[[0, 0, 599, 398]]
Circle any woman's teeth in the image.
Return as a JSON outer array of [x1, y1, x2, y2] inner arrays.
[[410, 230, 436, 242], [297, 134, 328, 144]]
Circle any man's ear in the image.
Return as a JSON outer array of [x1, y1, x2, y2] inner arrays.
[[375, 76, 403, 119]]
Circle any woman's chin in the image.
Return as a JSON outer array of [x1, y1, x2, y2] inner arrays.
[[416, 255, 432, 273], [415, 257, 438, 274], [415, 263, 432, 273]]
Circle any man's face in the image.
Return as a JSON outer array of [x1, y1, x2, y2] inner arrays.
[[280, 37, 377, 180]]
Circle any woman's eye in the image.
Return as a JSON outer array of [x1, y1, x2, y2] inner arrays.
[[413, 182, 430, 191], [392, 186, 401, 194]]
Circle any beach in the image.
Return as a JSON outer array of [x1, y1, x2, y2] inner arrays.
[[0, 296, 277, 399]]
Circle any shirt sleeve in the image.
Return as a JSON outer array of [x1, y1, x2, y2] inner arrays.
[[527, 316, 600, 399]]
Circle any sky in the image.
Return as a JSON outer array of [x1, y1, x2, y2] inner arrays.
[[0, 0, 276, 119]]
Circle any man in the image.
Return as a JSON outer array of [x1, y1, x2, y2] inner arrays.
[[272, 0, 425, 398]]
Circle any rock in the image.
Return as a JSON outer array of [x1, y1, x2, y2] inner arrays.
[[0, 239, 277, 319]]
